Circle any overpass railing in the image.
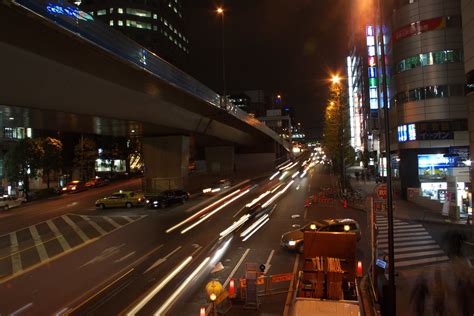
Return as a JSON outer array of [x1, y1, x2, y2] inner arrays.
[[10, 0, 288, 149]]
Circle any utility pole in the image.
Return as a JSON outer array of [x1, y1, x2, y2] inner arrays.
[[377, 0, 396, 314]]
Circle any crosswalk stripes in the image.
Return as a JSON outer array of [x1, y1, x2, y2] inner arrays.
[[376, 214, 449, 269], [0, 214, 146, 281]]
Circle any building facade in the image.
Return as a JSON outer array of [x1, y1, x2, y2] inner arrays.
[[79, 0, 189, 69], [390, 0, 469, 209]]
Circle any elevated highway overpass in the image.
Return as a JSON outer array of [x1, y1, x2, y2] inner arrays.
[[0, 0, 290, 191]]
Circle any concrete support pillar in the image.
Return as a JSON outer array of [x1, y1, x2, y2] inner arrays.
[[142, 136, 189, 193], [205, 146, 234, 174]]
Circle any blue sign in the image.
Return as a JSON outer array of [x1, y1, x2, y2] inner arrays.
[[376, 259, 387, 269], [46, 3, 93, 21], [418, 154, 457, 168], [368, 67, 376, 78]]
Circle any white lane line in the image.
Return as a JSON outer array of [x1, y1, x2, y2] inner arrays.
[[394, 244, 441, 253], [379, 228, 426, 233], [379, 240, 437, 249], [395, 256, 450, 268], [62, 215, 89, 242], [46, 220, 71, 251], [378, 235, 432, 244], [115, 251, 136, 263], [377, 223, 423, 229], [144, 246, 182, 274], [122, 216, 134, 223], [29, 225, 49, 262], [104, 217, 121, 229], [223, 248, 250, 288], [81, 216, 107, 235], [264, 250, 275, 274], [9, 232, 22, 274], [395, 249, 445, 260], [283, 253, 300, 316], [383, 232, 430, 238]]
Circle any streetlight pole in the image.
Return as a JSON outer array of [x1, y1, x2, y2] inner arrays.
[[376, 0, 396, 314], [216, 7, 227, 108]]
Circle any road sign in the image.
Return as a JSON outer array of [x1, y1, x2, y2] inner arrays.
[[270, 273, 293, 283], [240, 277, 264, 287], [375, 184, 387, 200], [206, 280, 223, 297]]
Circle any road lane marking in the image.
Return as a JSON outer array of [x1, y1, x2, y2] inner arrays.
[[29, 225, 49, 262], [395, 256, 449, 268], [62, 215, 89, 242], [144, 246, 181, 274], [104, 217, 121, 229], [122, 216, 134, 223], [264, 249, 275, 274], [393, 244, 440, 253], [223, 248, 250, 288], [80, 244, 126, 268], [81, 216, 107, 235], [395, 249, 445, 260], [379, 240, 437, 249], [46, 220, 71, 251], [283, 253, 300, 316], [378, 235, 432, 244], [115, 251, 136, 263], [9, 232, 22, 274]]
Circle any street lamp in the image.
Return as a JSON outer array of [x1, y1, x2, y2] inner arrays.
[[209, 292, 217, 316], [216, 7, 227, 108]]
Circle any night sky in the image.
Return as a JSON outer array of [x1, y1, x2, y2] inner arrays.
[[185, 0, 350, 139]]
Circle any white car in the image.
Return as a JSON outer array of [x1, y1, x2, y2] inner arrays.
[[0, 196, 26, 210]]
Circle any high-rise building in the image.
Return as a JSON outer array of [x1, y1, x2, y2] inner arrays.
[[390, 0, 469, 207], [79, 0, 189, 69]]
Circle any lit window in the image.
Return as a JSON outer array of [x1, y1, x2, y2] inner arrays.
[[126, 8, 151, 18], [97, 9, 106, 16], [126, 20, 151, 29], [118, 8, 123, 14], [118, 20, 123, 26], [153, 25, 157, 31], [109, 20, 114, 26], [153, 13, 158, 19], [109, 8, 114, 13], [174, 7, 178, 13], [164, 19, 168, 26]]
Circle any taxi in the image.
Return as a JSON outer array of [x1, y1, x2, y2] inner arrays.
[[95, 191, 144, 209]]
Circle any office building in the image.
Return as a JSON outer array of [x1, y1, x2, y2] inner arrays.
[[79, 0, 189, 69]]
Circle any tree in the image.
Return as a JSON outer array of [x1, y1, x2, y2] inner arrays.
[[4, 138, 43, 196], [38, 137, 63, 188], [73, 136, 98, 181], [322, 81, 353, 177]]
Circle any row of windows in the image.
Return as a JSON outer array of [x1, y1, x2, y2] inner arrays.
[[395, 50, 463, 74], [168, 1, 182, 18], [393, 84, 464, 104], [107, 19, 189, 53]]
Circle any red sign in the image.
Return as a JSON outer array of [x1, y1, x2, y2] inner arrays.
[[376, 184, 387, 200], [368, 56, 376, 67], [392, 17, 445, 42], [270, 273, 293, 283]]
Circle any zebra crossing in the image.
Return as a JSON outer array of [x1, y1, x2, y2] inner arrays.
[[376, 214, 449, 269], [0, 213, 146, 281]]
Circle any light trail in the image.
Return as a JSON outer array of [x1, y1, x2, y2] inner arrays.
[[291, 171, 300, 179], [127, 256, 193, 316], [181, 189, 251, 234], [269, 171, 280, 180], [240, 214, 269, 238], [166, 189, 241, 233], [245, 191, 270, 208], [278, 171, 288, 181], [154, 257, 211, 315], [219, 215, 250, 239], [242, 217, 270, 242]]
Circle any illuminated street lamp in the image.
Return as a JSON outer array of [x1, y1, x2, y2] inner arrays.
[[331, 75, 341, 85], [209, 292, 217, 316], [216, 6, 227, 108]]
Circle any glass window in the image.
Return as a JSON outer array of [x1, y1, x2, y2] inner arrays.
[[153, 13, 158, 19], [118, 20, 123, 26], [97, 9, 106, 16], [397, 60, 406, 72], [126, 20, 151, 29], [126, 8, 151, 18], [433, 51, 446, 64], [420, 53, 429, 66], [109, 20, 114, 26], [446, 16, 461, 28], [109, 8, 114, 13], [118, 8, 123, 14]]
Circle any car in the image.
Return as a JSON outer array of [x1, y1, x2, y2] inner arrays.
[[281, 218, 361, 253], [61, 180, 86, 193], [95, 191, 144, 209], [85, 177, 109, 188], [146, 190, 190, 208], [202, 179, 231, 194], [0, 196, 26, 210]]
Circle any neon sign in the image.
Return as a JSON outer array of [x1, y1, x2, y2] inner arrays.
[[46, 3, 94, 21], [366, 25, 378, 111]]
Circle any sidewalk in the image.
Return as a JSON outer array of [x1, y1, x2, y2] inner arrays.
[[350, 179, 471, 226]]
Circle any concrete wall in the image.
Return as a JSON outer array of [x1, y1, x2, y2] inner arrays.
[[235, 153, 276, 173], [205, 146, 234, 175]]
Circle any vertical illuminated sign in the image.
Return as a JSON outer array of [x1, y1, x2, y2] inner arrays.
[[347, 56, 356, 148], [367, 25, 379, 111]]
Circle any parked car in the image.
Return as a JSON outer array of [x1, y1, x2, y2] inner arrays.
[[61, 180, 86, 193], [202, 179, 231, 194], [146, 190, 190, 208], [95, 191, 144, 209], [0, 196, 26, 210], [281, 218, 361, 253], [85, 177, 109, 188]]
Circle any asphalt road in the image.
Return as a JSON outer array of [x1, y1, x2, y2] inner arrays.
[[0, 154, 372, 316]]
